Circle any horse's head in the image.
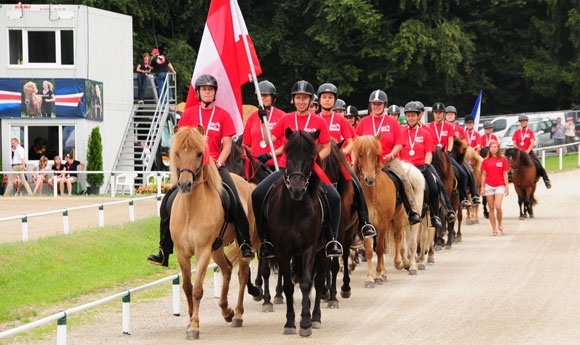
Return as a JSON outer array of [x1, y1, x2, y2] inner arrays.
[[225, 134, 246, 178], [283, 128, 319, 200], [171, 126, 215, 194], [504, 147, 533, 171], [353, 135, 382, 187], [450, 137, 468, 164], [22, 81, 38, 97], [319, 139, 345, 184]]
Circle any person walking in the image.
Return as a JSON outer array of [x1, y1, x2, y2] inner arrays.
[[4, 138, 33, 196], [480, 141, 510, 236]]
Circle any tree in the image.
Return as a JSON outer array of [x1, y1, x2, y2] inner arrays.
[[86, 127, 104, 188]]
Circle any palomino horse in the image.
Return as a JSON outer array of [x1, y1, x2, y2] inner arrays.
[[353, 135, 424, 286], [169, 126, 258, 340], [22, 81, 42, 117], [262, 128, 327, 336], [464, 146, 483, 225], [504, 148, 538, 219], [319, 140, 358, 308]]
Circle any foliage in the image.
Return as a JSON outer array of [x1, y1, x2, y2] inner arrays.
[[86, 127, 104, 187]]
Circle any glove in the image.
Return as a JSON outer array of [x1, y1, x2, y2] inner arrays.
[[258, 106, 267, 123], [257, 153, 272, 163]]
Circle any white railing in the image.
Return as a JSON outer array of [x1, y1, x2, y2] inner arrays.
[[534, 142, 580, 170], [0, 264, 223, 344]]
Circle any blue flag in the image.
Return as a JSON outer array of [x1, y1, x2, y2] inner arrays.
[[471, 90, 483, 130]]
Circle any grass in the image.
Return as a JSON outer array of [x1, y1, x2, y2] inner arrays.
[[542, 151, 579, 172], [0, 217, 176, 326]]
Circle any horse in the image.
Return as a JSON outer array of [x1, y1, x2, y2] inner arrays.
[[504, 147, 538, 219], [22, 81, 42, 117], [464, 146, 483, 225], [448, 137, 469, 244], [479, 146, 491, 218], [319, 140, 358, 308], [262, 128, 327, 336], [169, 125, 258, 340], [353, 135, 423, 287]]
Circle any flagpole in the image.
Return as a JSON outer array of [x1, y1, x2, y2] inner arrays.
[[232, 0, 279, 171]]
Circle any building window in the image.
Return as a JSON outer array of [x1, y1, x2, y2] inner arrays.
[[10, 125, 76, 162], [8, 29, 74, 66]]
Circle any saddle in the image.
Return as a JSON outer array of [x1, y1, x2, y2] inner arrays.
[[383, 169, 403, 205], [210, 182, 238, 251]]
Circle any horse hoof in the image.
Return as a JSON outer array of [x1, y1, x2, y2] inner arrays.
[[299, 327, 312, 337], [283, 327, 297, 335], [475, 219, 479, 224], [340, 289, 351, 299], [427, 256, 435, 264], [530, 214, 534, 218], [327, 300, 339, 309], [231, 318, 243, 328], [375, 277, 385, 285], [274, 296, 284, 304], [519, 216, 525, 220], [445, 244, 452, 250], [262, 303, 274, 313], [186, 329, 200, 340], [312, 321, 322, 329], [253, 294, 264, 302], [418, 263, 426, 270], [364, 281, 375, 288], [408, 269, 417, 276], [224, 310, 234, 323], [456, 236, 462, 243]]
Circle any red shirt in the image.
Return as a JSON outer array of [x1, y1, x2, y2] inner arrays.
[[399, 125, 434, 167], [356, 114, 403, 160], [481, 156, 509, 187], [319, 112, 355, 143], [243, 107, 285, 165], [511, 127, 535, 150], [448, 122, 466, 139], [271, 112, 331, 167], [426, 121, 453, 149], [178, 105, 236, 161], [481, 133, 499, 148], [464, 128, 481, 149]]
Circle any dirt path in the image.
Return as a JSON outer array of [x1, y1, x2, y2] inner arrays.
[[2, 169, 580, 345]]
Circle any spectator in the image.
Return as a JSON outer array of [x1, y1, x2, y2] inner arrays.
[[136, 52, 152, 104], [565, 116, 576, 152], [551, 117, 566, 154], [47, 155, 65, 192], [3, 138, 33, 196], [61, 154, 85, 196], [150, 48, 176, 101], [32, 155, 50, 195]]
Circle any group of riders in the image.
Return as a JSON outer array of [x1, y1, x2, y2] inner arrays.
[[147, 74, 552, 267]]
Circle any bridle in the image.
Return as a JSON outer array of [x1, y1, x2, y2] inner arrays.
[[284, 170, 312, 190], [177, 165, 203, 185]]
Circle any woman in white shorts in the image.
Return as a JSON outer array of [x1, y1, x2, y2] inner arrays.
[[480, 141, 510, 236]]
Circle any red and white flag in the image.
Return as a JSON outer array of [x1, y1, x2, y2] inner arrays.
[[185, 0, 262, 135]]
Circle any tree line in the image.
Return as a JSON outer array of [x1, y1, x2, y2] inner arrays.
[[44, 0, 580, 116]]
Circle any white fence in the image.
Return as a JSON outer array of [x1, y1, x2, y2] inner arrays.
[[534, 142, 580, 170]]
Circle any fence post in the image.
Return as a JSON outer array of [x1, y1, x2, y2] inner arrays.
[[157, 173, 162, 195], [56, 315, 67, 345], [53, 175, 58, 198], [157, 196, 162, 217], [98, 204, 104, 227], [128, 200, 135, 222], [110, 173, 116, 198], [63, 210, 70, 235], [172, 277, 181, 316], [122, 293, 131, 335], [21, 216, 28, 242], [541, 149, 546, 167]]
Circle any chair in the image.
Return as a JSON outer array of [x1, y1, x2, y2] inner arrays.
[[145, 172, 171, 186], [116, 173, 136, 196]]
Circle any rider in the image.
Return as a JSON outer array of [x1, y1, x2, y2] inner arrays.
[[426, 102, 472, 208], [317, 83, 376, 239], [332, 98, 347, 117], [399, 101, 456, 227], [511, 114, 552, 189], [309, 94, 321, 114], [147, 74, 254, 267], [354, 90, 422, 226], [481, 121, 499, 150], [252, 80, 343, 259], [464, 115, 481, 152], [445, 105, 481, 205], [344, 105, 360, 129], [243, 80, 285, 171], [386, 104, 404, 126]]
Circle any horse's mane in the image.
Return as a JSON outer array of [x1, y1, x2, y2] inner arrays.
[[352, 135, 382, 175], [450, 137, 468, 165], [170, 126, 222, 195], [465, 146, 482, 170], [226, 134, 246, 178], [284, 130, 321, 192], [505, 148, 533, 167], [320, 140, 350, 182]]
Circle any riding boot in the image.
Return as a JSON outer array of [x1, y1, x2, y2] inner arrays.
[[426, 164, 456, 221], [252, 170, 283, 259], [219, 168, 254, 260], [450, 157, 471, 207], [529, 152, 552, 189], [322, 184, 343, 257], [349, 170, 376, 238], [147, 186, 178, 267], [420, 165, 444, 228], [463, 161, 481, 204]]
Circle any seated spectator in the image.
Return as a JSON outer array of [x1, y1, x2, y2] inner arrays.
[[60, 154, 85, 196], [47, 155, 66, 192], [13, 175, 23, 196], [32, 155, 51, 195]]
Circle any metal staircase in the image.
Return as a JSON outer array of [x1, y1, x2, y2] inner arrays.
[[108, 73, 177, 191]]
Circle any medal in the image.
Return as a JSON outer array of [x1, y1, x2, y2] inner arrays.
[[409, 150, 415, 156], [437, 144, 442, 148], [520, 141, 524, 146], [259, 141, 267, 149]]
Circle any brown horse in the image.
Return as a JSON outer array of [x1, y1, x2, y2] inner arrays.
[[504, 148, 538, 219], [353, 135, 422, 286], [464, 147, 483, 225], [169, 126, 258, 340], [22, 81, 42, 117]]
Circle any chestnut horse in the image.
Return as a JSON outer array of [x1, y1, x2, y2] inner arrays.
[[22, 81, 42, 117], [504, 148, 538, 219], [169, 126, 258, 340], [353, 135, 424, 286]]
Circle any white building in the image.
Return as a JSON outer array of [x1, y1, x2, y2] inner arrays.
[[0, 3, 133, 191]]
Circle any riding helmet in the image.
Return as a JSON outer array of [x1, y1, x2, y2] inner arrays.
[[333, 99, 347, 111], [445, 105, 457, 114], [368, 90, 388, 104], [518, 114, 529, 121], [258, 80, 277, 98], [432, 102, 446, 112], [317, 83, 338, 99]]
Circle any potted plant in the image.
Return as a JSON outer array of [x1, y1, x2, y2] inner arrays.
[[0, 157, 5, 195], [85, 127, 104, 194]]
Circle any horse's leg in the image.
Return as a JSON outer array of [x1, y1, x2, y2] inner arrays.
[[311, 250, 326, 329], [298, 249, 315, 337], [483, 197, 489, 219], [185, 249, 211, 340], [259, 259, 274, 312], [375, 228, 387, 283], [391, 212, 406, 271], [177, 253, 194, 329], [253, 259, 265, 302], [327, 257, 339, 309], [518, 193, 525, 220], [232, 259, 249, 327], [211, 249, 234, 323], [274, 267, 284, 304], [340, 229, 353, 298], [363, 237, 375, 288], [278, 259, 296, 335], [405, 221, 420, 275], [455, 205, 463, 243]]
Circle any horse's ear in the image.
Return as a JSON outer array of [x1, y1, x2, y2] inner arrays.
[[196, 125, 204, 135], [312, 129, 320, 141], [285, 127, 294, 140], [173, 125, 180, 134]]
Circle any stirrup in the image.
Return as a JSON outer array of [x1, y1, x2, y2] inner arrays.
[[325, 240, 343, 258], [258, 241, 275, 259], [240, 242, 254, 260], [361, 223, 376, 238], [461, 199, 472, 208]]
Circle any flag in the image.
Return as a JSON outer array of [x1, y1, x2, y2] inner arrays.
[[471, 89, 483, 130], [185, 0, 262, 135]]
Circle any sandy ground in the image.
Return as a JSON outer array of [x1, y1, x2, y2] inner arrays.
[[1, 169, 580, 345]]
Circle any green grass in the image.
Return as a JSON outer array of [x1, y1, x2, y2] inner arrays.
[[542, 152, 580, 172], [0, 217, 175, 326]]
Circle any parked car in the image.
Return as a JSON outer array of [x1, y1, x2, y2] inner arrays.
[[500, 118, 555, 150], [477, 115, 519, 138]]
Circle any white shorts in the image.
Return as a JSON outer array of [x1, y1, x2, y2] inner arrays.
[[484, 184, 505, 196]]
